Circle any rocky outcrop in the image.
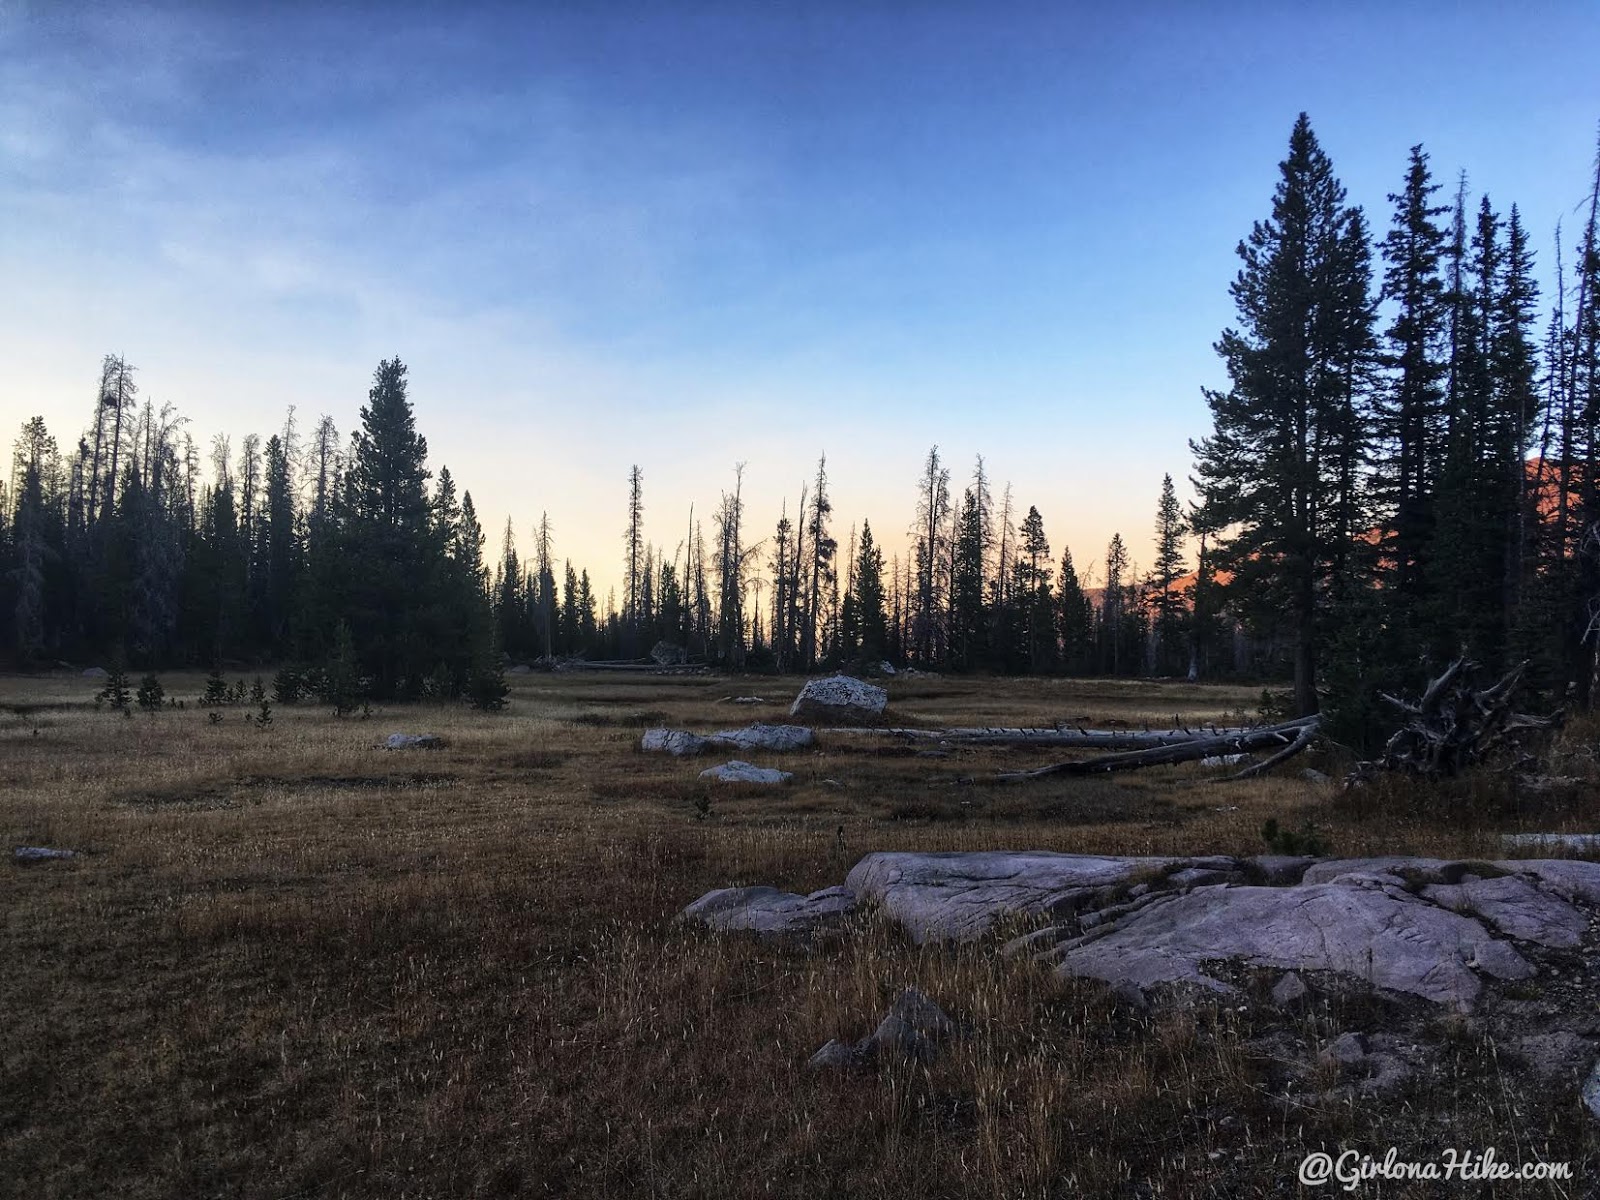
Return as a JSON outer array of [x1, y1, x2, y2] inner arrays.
[[703, 850, 1600, 1012], [698, 761, 793, 785], [789, 675, 888, 723], [681, 885, 855, 935], [844, 850, 1220, 942]]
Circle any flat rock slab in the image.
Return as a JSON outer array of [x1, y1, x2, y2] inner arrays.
[[384, 733, 442, 750], [1038, 882, 1530, 1009], [699, 761, 793, 785], [14, 847, 76, 862], [682, 885, 855, 935], [844, 851, 1216, 943], [710, 724, 813, 752], [641, 724, 814, 756], [641, 729, 710, 756], [790, 675, 888, 723], [704, 852, 1600, 1011]]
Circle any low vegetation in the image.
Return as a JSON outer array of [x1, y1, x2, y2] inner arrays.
[[5, 669, 1597, 1197]]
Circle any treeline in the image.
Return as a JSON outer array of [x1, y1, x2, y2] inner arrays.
[[1, 357, 1185, 686], [4, 114, 1597, 727], [1192, 114, 1600, 742]]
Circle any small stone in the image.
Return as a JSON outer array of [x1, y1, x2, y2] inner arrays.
[[1109, 979, 1150, 1011], [1302, 768, 1331, 784], [1271, 971, 1309, 1008], [1320, 1032, 1368, 1068], [807, 1039, 865, 1071], [1515, 1032, 1591, 1082], [1582, 1060, 1600, 1120], [886, 987, 957, 1039], [862, 1014, 936, 1064]]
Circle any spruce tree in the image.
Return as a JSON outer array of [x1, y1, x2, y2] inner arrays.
[[1191, 113, 1377, 715], [1147, 473, 1188, 675]]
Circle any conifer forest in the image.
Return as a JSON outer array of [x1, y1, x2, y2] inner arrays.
[[5, 116, 1600, 747]]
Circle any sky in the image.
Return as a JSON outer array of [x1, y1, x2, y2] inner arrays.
[[2, 1, 1598, 600]]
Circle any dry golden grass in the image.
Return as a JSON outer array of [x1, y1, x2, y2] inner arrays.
[[3, 669, 1597, 1197]]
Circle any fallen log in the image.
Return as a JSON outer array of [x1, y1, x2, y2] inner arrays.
[[995, 716, 1319, 781], [825, 725, 1252, 751]]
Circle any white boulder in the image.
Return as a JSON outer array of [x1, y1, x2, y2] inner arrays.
[[698, 761, 793, 785], [790, 675, 888, 723]]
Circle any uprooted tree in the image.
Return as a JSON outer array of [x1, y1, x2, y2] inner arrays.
[[1349, 657, 1564, 782]]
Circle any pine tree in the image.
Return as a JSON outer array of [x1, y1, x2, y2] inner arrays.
[[1191, 113, 1378, 715], [1379, 145, 1452, 609], [949, 489, 987, 670], [338, 358, 450, 697], [1146, 473, 1188, 675]]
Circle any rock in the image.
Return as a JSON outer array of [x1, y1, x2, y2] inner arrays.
[[1300, 858, 1457, 886], [640, 729, 711, 756], [1039, 881, 1530, 1009], [698, 761, 793, 785], [1420, 875, 1586, 948], [1271, 971, 1309, 1008], [1248, 855, 1314, 885], [1514, 1032, 1591, 1082], [14, 846, 76, 862], [81, 667, 107, 679], [885, 987, 957, 1039], [509, 664, 532, 675], [862, 1014, 935, 1064], [1583, 1061, 1600, 1120], [1109, 979, 1150, 1011], [845, 850, 1200, 943], [649, 640, 687, 666], [1301, 768, 1331, 784], [681, 885, 855, 935], [1198, 753, 1247, 767], [728, 696, 767, 705], [1166, 866, 1241, 890], [807, 1039, 866, 1071], [710, 724, 814, 753], [879, 661, 896, 676], [384, 733, 442, 750], [1501, 832, 1600, 853], [641, 724, 813, 756], [1320, 1032, 1368, 1068], [1497, 859, 1600, 907], [790, 675, 888, 723]]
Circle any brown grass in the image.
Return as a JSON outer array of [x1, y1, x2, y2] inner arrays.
[[2, 670, 1596, 1197]]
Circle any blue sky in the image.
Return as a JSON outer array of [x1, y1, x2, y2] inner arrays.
[[2, 1, 1597, 597]]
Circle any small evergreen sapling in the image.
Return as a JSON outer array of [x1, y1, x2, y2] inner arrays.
[[136, 674, 165, 712], [97, 663, 132, 714]]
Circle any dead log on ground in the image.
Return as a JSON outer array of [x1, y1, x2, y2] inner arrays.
[[995, 716, 1320, 781], [825, 725, 1256, 751]]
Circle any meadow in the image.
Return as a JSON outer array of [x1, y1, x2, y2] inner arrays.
[[4, 669, 1596, 1197]]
